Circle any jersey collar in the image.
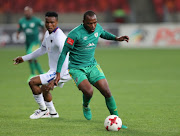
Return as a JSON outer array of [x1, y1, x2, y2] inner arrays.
[[53, 27, 59, 33]]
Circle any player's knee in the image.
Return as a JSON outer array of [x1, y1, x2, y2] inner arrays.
[[87, 88, 93, 98], [103, 89, 112, 98], [28, 79, 35, 87], [83, 87, 93, 98]]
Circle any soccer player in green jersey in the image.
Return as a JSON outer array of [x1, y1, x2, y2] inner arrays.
[[49, 11, 129, 128], [17, 6, 45, 81]]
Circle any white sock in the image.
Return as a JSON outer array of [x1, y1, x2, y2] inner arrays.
[[45, 101, 57, 114], [33, 93, 46, 110]]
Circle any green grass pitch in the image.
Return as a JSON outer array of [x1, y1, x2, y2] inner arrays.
[[0, 47, 180, 136]]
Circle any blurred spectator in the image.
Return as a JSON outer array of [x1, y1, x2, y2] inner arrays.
[[1, 0, 179, 23]]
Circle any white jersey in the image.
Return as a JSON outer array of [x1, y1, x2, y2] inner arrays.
[[22, 27, 69, 76]]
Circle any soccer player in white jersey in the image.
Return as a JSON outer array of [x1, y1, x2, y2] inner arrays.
[[13, 12, 71, 119]]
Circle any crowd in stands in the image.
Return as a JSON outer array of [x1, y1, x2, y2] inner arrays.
[[153, 0, 180, 21], [0, 0, 130, 13], [0, 0, 180, 22]]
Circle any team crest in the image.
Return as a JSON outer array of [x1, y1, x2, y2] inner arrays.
[[94, 32, 98, 38], [83, 36, 88, 40]]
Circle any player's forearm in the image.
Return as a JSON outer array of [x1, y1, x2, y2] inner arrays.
[[22, 47, 46, 61], [56, 45, 70, 73], [100, 30, 116, 40]]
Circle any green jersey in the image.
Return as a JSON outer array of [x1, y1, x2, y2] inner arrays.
[[18, 16, 44, 44], [57, 23, 116, 73]]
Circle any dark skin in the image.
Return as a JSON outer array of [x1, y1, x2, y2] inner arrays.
[[48, 14, 129, 101], [13, 16, 58, 102]]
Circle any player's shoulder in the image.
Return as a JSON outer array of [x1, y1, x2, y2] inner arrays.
[[96, 23, 103, 30], [53, 28, 67, 44], [32, 16, 41, 20], [96, 23, 102, 27], [54, 27, 66, 37], [70, 24, 82, 33], [32, 16, 43, 23], [68, 24, 84, 37], [44, 31, 49, 38], [19, 17, 26, 23]]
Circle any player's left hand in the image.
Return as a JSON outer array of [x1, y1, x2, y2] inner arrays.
[[47, 80, 55, 91], [116, 36, 129, 42]]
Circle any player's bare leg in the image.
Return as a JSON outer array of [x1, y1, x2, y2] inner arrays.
[[93, 79, 112, 98], [28, 76, 48, 119], [29, 76, 42, 95], [41, 85, 59, 118], [94, 79, 127, 129], [78, 79, 93, 120]]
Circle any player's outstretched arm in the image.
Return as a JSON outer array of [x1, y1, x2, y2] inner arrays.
[[13, 57, 24, 65], [115, 36, 129, 42]]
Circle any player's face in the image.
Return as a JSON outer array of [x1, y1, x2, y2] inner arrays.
[[83, 15, 97, 33], [24, 9, 32, 19], [45, 17, 58, 33]]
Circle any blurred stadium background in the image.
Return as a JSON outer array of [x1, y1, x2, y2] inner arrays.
[[0, 0, 180, 48], [0, 0, 180, 136]]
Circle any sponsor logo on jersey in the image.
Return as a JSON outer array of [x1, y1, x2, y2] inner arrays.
[[94, 32, 98, 38], [49, 72, 56, 77], [25, 28, 33, 33], [67, 37, 74, 45], [87, 43, 95, 47], [30, 23, 35, 28], [22, 24, 26, 28]]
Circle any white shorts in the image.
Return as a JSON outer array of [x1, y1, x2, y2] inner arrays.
[[40, 70, 71, 88]]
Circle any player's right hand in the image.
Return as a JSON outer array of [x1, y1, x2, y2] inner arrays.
[[47, 80, 55, 91], [13, 57, 24, 65], [54, 72, 60, 86]]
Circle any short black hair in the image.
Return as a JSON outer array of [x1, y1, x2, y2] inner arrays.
[[45, 11, 58, 20], [83, 10, 96, 20]]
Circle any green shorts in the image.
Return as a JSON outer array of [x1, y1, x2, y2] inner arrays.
[[69, 64, 106, 87], [26, 41, 40, 54]]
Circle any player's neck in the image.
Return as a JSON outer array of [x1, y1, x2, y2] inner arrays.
[[83, 24, 93, 33], [26, 16, 32, 20]]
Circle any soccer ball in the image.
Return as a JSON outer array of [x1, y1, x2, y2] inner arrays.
[[104, 115, 122, 131]]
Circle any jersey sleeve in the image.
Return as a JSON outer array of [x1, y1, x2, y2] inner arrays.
[[55, 30, 67, 53], [56, 45, 70, 73], [100, 29, 116, 40], [41, 31, 48, 48], [64, 31, 78, 49], [22, 45, 47, 61]]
